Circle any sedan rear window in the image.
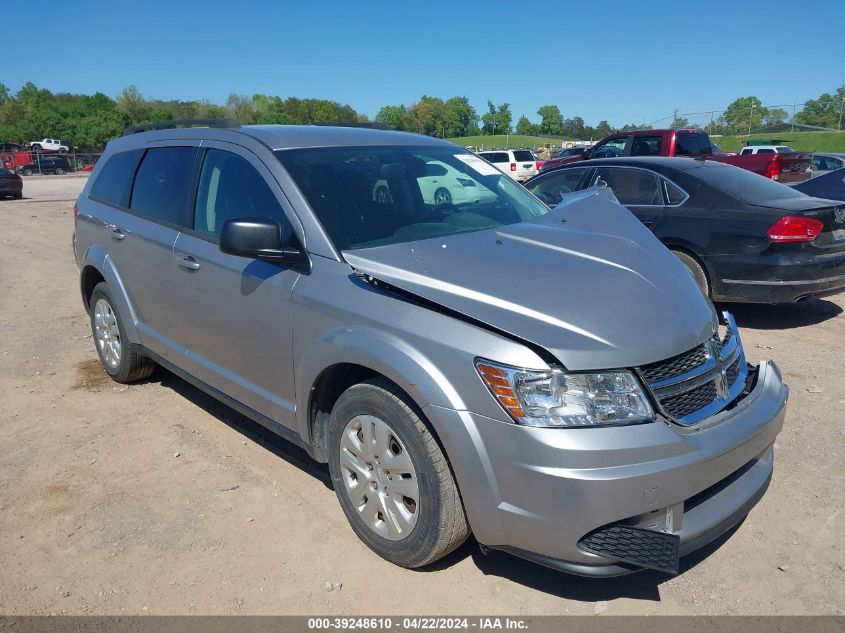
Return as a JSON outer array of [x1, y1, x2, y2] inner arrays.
[[693, 162, 807, 205], [276, 146, 549, 251]]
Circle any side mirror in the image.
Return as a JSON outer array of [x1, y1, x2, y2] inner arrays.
[[219, 218, 301, 264]]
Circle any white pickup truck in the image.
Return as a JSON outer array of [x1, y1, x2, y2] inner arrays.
[[29, 138, 69, 153]]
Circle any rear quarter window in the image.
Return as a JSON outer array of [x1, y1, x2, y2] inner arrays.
[[89, 149, 144, 207], [480, 152, 508, 164], [129, 147, 198, 225]]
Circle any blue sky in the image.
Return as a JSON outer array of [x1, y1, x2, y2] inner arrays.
[[3, 1, 843, 126]]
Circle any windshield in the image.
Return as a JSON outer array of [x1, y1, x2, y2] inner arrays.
[[694, 162, 808, 205], [276, 146, 549, 250]]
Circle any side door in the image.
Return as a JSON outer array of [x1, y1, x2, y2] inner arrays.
[[591, 135, 631, 159], [101, 144, 200, 362], [590, 166, 669, 229], [169, 144, 302, 428], [525, 167, 591, 206]]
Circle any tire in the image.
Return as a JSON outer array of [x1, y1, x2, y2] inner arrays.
[[31, 144, 41, 152], [55, 168, 65, 175], [14, 192, 22, 199], [672, 249, 710, 298], [89, 282, 154, 383], [433, 187, 452, 205], [374, 185, 392, 203], [22, 168, 33, 176], [327, 378, 469, 568]]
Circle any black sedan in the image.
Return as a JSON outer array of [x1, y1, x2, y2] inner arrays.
[[0, 167, 23, 199], [524, 157, 845, 303]]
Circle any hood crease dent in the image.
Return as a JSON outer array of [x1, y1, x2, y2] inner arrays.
[[344, 189, 718, 371]]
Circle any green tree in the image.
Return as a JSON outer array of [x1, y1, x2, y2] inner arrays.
[[375, 105, 407, 130], [116, 85, 150, 125], [562, 116, 586, 139], [147, 106, 173, 122], [406, 96, 447, 136], [795, 87, 845, 129], [536, 105, 563, 135], [594, 120, 613, 137], [443, 96, 478, 137], [515, 115, 539, 136], [723, 96, 768, 134], [670, 116, 690, 129], [763, 107, 788, 126]]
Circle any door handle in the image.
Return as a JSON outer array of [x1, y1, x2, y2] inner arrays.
[[176, 254, 201, 271], [109, 225, 125, 240]]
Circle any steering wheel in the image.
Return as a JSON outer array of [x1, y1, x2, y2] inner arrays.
[[423, 202, 460, 221]]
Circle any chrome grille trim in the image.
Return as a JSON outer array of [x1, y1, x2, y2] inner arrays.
[[638, 311, 748, 426]]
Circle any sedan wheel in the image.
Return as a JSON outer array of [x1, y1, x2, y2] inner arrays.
[[434, 187, 452, 205]]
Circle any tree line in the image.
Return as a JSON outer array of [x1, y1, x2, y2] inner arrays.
[[0, 83, 367, 151], [1, 81, 843, 152]]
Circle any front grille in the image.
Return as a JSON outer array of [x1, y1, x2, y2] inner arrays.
[[725, 357, 740, 386], [638, 311, 748, 426], [579, 525, 680, 574], [661, 381, 718, 418], [640, 344, 706, 383]]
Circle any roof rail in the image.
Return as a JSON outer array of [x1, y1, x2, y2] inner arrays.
[[308, 121, 392, 130], [122, 118, 240, 136]]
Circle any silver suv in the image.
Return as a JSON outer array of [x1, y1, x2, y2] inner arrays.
[[74, 121, 788, 576]]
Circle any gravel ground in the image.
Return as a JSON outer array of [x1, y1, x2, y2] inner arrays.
[[0, 178, 843, 615]]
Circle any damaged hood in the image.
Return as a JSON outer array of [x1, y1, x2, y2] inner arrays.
[[343, 188, 717, 370]]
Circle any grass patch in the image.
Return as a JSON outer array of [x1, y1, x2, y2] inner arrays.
[[711, 131, 845, 153], [447, 134, 563, 149]]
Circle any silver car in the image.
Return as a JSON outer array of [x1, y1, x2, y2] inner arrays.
[[74, 121, 788, 576]]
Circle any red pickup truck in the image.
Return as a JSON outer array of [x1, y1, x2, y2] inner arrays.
[[542, 129, 812, 183]]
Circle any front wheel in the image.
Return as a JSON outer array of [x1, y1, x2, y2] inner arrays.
[[22, 168, 33, 176], [55, 168, 65, 175], [328, 378, 469, 568]]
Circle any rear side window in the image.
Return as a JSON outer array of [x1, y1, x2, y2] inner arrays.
[[481, 152, 508, 164], [89, 149, 144, 207], [527, 167, 589, 206], [130, 147, 197, 225], [757, 149, 775, 155], [193, 149, 285, 238], [630, 135, 663, 156], [512, 150, 534, 162], [592, 167, 663, 205], [675, 133, 702, 156], [663, 179, 687, 204]]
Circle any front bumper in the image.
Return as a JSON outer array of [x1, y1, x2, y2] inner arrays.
[[424, 361, 787, 576]]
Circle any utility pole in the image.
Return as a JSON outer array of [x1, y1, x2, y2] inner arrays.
[[748, 104, 755, 135], [792, 99, 797, 133], [672, 108, 678, 129], [839, 97, 844, 131]]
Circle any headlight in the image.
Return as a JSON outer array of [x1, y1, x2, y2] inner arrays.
[[475, 360, 654, 428]]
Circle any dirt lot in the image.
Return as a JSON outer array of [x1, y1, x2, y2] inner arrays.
[[1, 177, 843, 616]]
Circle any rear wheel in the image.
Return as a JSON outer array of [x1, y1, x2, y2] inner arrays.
[[89, 282, 154, 383], [327, 378, 469, 568], [433, 187, 452, 205], [672, 250, 710, 298], [55, 168, 65, 175], [22, 168, 33, 176]]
